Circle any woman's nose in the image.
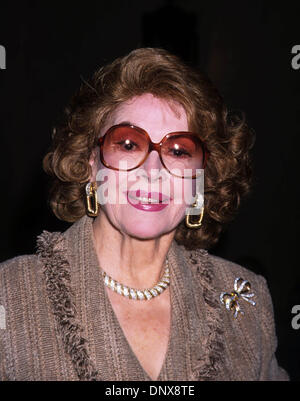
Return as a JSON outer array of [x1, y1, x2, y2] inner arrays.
[[141, 151, 163, 181]]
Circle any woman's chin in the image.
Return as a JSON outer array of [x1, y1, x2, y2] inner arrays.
[[120, 222, 174, 241]]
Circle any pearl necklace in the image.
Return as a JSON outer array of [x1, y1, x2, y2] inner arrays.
[[102, 257, 170, 300]]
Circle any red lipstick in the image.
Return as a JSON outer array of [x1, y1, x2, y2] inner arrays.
[[125, 190, 171, 212]]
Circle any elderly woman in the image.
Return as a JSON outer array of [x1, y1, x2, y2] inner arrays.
[[0, 48, 288, 381]]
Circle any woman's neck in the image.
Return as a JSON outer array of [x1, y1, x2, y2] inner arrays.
[[91, 211, 174, 289]]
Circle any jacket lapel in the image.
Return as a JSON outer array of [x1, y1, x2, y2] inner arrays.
[[169, 241, 226, 381]]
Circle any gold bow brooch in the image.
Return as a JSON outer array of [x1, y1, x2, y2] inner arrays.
[[220, 277, 256, 318]]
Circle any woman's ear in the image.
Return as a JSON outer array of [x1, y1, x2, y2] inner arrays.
[[88, 148, 99, 181]]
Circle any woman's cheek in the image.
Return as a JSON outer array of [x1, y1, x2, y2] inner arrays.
[[172, 177, 195, 207], [95, 167, 124, 207]]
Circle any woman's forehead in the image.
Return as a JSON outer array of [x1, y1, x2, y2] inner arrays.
[[107, 94, 188, 138]]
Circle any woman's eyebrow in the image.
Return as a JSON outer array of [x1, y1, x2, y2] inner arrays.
[[117, 120, 137, 127]]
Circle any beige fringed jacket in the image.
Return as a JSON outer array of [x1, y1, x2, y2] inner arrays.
[[0, 215, 289, 381]]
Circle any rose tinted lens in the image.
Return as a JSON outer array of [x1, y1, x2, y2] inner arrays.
[[161, 134, 205, 177], [102, 126, 149, 170]]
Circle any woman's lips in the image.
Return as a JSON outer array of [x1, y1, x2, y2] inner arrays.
[[125, 190, 172, 212]]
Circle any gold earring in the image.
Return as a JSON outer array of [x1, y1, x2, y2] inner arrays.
[[85, 182, 98, 217], [185, 196, 204, 228]]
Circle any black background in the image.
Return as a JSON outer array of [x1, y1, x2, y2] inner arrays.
[[0, 0, 299, 380]]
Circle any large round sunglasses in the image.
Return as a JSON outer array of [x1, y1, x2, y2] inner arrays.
[[98, 123, 209, 178]]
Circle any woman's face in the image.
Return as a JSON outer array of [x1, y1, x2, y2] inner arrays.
[[91, 93, 197, 240]]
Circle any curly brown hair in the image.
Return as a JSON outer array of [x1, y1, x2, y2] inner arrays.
[[43, 47, 255, 250]]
